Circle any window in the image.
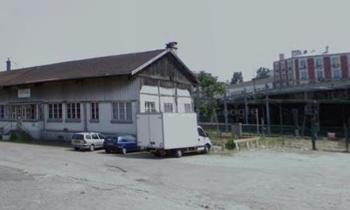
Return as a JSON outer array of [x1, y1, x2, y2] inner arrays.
[[331, 57, 340, 68], [48, 103, 62, 119], [333, 69, 342, 80], [300, 70, 308, 80], [288, 71, 293, 80], [145, 101, 156, 113], [92, 134, 99, 139], [112, 102, 132, 121], [91, 102, 99, 120], [287, 60, 292, 71], [66, 103, 81, 120], [163, 103, 173, 113], [316, 70, 324, 81], [25, 104, 36, 120], [10, 104, 37, 120], [299, 60, 307, 69], [315, 58, 323, 69], [86, 135, 91, 140], [184, 103, 192, 113], [198, 128, 207, 137]]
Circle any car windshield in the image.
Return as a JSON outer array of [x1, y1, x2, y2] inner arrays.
[[118, 135, 136, 143], [106, 136, 118, 142], [72, 134, 84, 140]]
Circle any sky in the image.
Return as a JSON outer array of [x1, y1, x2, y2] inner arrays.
[[1, 0, 350, 81]]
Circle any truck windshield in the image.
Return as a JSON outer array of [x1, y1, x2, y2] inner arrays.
[[198, 128, 207, 137]]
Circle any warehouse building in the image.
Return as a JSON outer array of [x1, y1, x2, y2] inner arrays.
[[0, 43, 197, 140]]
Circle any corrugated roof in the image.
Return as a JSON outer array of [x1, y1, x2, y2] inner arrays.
[[0, 49, 170, 87]]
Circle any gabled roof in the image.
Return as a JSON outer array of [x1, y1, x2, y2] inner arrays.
[[0, 49, 196, 87]]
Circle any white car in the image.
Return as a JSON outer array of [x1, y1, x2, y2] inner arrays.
[[71, 132, 105, 151]]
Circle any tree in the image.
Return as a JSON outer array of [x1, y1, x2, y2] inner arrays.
[[195, 71, 227, 122], [230, 72, 243, 85], [255, 67, 271, 80]]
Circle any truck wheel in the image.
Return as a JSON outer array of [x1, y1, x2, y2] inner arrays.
[[152, 151, 161, 157], [203, 144, 210, 154], [89, 145, 95, 151], [175, 150, 182, 158], [122, 148, 127, 155]]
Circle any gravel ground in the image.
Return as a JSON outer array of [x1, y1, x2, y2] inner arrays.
[[0, 142, 349, 210]]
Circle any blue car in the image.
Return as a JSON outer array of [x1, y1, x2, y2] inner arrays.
[[103, 135, 139, 155]]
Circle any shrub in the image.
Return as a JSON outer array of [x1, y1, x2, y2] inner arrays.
[[10, 133, 18, 141], [225, 139, 236, 150]]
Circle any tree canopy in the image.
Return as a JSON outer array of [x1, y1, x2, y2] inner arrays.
[[255, 67, 271, 80], [230, 72, 243, 85], [195, 71, 227, 122]]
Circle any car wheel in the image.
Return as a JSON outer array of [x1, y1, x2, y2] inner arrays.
[[89, 145, 95, 151], [175, 149, 182, 158], [122, 148, 127, 155], [105, 149, 111, 153], [74, 147, 79, 151], [152, 151, 161, 157]]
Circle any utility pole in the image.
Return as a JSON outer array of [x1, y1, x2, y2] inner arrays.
[[347, 118, 350, 152], [224, 92, 229, 132], [255, 108, 259, 135], [265, 95, 271, 135], [244, 96, 249, 124], [279, 103, 283, 135], [307, 101, 319, 151]]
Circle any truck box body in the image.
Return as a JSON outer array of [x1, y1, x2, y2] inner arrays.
[[136, 113, 199, 150]]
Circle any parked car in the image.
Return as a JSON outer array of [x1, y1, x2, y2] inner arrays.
[[103, 135, 139, 155], [71, 132, 105, 151]]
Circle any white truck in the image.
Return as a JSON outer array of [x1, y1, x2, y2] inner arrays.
[[136, 112, 212, 157]]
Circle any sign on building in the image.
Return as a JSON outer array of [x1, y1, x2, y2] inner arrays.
[[18, 88, 31, 98]]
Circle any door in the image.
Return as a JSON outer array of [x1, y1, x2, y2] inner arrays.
[[197, 127, 207, 145], [98, 134, 105, 147], [91, 133, 102, 148]]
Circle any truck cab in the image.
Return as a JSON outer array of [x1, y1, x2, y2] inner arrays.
[[197, 126, 212, 152]]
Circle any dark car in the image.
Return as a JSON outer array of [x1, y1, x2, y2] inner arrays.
[[103, 135, 139, 155]]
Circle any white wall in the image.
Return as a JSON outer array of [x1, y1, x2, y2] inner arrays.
[[139, 85, 192, 113]]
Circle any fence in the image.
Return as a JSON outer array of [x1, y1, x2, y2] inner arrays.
[[199, 122, 350, 139], [199, 122, 350, 152]]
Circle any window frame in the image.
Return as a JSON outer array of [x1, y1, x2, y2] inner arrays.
[[144, 101, 156, 113], [90, 102, 99, 121], [184, 103, 192, 113], [66, 102, 81, 121], [163, 103, 173, 113], [112, 101, 133, 123]]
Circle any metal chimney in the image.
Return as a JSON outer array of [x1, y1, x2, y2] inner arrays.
[[6, 58, 11, 71], [324, 46, 329, 54], [166, 42, 178, 51]]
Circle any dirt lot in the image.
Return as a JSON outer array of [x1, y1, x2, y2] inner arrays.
[[0, 142, 349, 210]]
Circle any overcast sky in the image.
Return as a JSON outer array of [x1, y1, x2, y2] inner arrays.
[[1, 0, 350, 81]]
